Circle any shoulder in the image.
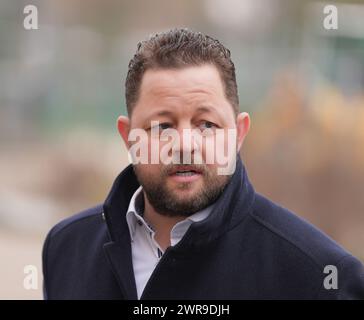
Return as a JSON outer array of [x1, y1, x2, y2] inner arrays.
[[249, 193, 364, 299], [46, 204, 105, 240], [250, 192, 350, 267], [42, 204, 107, 268], [42, 204, 112, 299]]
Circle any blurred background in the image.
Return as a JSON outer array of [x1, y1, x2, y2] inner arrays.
[[1, 0, 364, 299]]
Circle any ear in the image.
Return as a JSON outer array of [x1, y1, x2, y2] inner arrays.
[[117, 115, 130, 149], [236, 112, 250, 152]]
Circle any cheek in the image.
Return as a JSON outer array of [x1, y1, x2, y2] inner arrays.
[[150, 136, 175, 164], [137, 163, 163, 179], [202, 136, 214, 164], [203, 133, 229, 163], [147, 138, 157, 162], [208, 131, 236, 167]]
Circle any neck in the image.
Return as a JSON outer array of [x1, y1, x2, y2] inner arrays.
[[143, 193, 186, 251]]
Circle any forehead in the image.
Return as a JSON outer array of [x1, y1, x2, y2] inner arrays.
[[133, 64, 229, 115], [140, 64, 224, 98]]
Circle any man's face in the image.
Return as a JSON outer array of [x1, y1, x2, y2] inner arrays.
[[118, 64, 250, 217]]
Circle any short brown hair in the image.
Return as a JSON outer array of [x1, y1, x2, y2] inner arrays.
[[125, 28, 239, 116]]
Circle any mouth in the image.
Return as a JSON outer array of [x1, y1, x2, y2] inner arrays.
[[168, 166, 203, 183], [169, 165, 203, 175]]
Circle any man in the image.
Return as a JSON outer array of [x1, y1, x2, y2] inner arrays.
[[42, 28, 364, 299]]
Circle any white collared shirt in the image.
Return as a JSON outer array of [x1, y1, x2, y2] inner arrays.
[[125, 186, 213, 299]]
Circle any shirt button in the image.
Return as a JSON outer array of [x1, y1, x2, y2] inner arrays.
[[137, 220, 142, 226]]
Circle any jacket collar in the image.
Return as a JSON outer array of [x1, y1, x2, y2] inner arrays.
[[102, 156, 255, 299], [103, 155, 255, 249]]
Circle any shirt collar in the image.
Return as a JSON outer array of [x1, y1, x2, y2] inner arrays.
[[125, 186, 213, 243], [125, 186, 146, 241], [170, 204, 213, 246]]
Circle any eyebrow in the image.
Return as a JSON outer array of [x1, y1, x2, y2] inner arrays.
[[145, 105, 220, 122], [150, 110, 175, 118], [195, 106, 216, 114], [142, 110, 176, 126]]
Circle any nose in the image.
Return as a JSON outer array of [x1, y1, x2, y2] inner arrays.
[[170, 122, 202, 164]]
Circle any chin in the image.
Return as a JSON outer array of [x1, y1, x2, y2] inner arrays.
[[169, 180, 204, 193]]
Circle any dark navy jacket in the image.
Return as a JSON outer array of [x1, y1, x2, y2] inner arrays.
[[42, 158, 364, 299]]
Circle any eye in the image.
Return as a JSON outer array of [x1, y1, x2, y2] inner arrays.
[[199, 121, 218, 131], [150, 122, 172, 132], [159, 122, 171, 130]]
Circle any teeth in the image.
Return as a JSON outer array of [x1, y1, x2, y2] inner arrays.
[[175, 171, 195, 176]]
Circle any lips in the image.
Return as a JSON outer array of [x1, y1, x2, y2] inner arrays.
[[167, 165, 203, 183], [168, 165, 203, 176]]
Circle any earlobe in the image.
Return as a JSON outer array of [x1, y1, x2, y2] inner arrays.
[[117, 116, 130, 148], [236, 112, 250, 152]]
